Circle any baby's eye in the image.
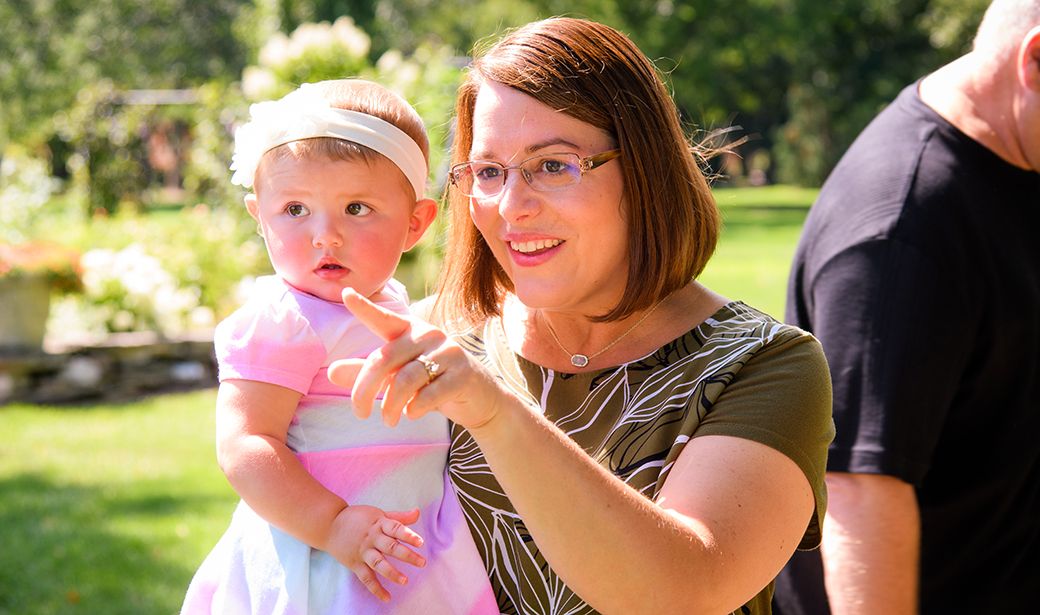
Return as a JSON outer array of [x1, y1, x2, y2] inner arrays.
[[346, 202, 372, 217], [286, 203, 309, 217]]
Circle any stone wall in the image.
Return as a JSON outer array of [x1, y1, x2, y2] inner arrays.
[[0, 331, 217, 404]]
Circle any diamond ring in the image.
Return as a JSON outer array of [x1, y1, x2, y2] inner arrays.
[[416, 354, 441, 384]]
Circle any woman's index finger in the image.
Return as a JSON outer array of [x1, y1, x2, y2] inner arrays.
[[342, 288, 413, 341]]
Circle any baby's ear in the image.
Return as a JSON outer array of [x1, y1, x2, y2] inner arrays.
[[244, 193, 260, 221], [404, 198, 438, 251]]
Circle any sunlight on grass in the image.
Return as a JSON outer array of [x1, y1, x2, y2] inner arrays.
[[0, 390, 236, 615], [700, 186, 818, 319]]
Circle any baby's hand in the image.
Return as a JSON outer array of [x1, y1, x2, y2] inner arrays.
[[326, 505, 426, 602]]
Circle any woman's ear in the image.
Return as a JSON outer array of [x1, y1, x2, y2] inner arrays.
[[403, 198, 438, 251]]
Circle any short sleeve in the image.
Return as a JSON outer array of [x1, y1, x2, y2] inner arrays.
[[696, 331, 834, 549], [214, 297, 327, 395], [807, 239, 973, 484]]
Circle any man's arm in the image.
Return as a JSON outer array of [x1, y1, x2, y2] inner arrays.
[[821, 472, 919, 615]]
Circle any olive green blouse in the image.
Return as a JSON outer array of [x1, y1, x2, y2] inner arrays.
[[448, 301, 834, 614]]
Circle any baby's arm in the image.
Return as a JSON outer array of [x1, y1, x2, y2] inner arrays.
[[215, 378, 426, 601]]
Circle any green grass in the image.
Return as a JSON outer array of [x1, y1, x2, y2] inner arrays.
[[699, 185, 817, 318], [0, 390, 236, 615]]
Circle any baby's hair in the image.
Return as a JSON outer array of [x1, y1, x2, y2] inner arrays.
[[255, 79, 429, 195]]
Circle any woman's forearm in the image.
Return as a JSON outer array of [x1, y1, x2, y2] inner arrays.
[[467, 397, 810, 614]]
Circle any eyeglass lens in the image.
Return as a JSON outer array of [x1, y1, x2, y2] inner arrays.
[[457, 153, 583, 197]]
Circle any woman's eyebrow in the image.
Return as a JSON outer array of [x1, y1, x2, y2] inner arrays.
[[525, 138, 581, 154], [470, 138, 582, 160]]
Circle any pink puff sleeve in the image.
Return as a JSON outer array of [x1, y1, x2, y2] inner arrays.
[[213, 286, 328, 395]]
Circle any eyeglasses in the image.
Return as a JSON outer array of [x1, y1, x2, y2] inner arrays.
[[448, 149, 621, 199]]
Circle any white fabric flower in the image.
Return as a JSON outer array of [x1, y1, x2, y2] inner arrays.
[[230, 85, 344, 188]]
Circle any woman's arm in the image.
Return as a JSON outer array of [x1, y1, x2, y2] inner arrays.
[[331, 290, 821, 613], [215, 379, 425, 600], [465, 399, 813, 614]]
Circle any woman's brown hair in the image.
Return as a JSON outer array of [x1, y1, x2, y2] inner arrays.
[[436, 17, 720, 325]]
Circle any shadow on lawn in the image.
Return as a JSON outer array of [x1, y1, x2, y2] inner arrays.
[[0, 472, 219, 615]]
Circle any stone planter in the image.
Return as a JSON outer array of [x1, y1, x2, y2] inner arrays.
[[0, 274, 51, 351]]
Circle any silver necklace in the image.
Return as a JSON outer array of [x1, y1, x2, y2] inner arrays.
[[542, 299, 665, 368]]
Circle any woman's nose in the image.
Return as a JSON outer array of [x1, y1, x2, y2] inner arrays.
[[496, 170, 540, 222]]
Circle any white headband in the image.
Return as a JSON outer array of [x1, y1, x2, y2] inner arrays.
[[230, 84, 428, 199]]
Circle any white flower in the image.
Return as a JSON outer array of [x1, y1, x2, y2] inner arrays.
[[331, 16, 370, 58], [259, 32, 290, 68], [230, 84, 344, 188], [242, 66, 278, 101]]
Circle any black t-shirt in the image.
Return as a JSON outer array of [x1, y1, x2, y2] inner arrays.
[[774, 82, 1040, 614]]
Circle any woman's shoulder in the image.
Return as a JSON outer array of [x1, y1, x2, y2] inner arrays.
[[699, 301, 807, 341], [658, 300, 818, 366]]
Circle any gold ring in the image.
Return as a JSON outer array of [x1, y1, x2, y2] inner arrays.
[[416, 354, 441, 384]]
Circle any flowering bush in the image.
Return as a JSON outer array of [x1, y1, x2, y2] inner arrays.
[[0, 241, 82, 293], [47, 204, 267, 339], [242, 16, 372, 102], [0, 151, 63, 243], [50, 244, 214, 336]]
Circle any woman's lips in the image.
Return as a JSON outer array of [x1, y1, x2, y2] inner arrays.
[[509, 238, 563, 253], [506, 238, 564, 265]]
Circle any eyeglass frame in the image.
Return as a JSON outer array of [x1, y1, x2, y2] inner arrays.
[[448, 149, 622, 199]]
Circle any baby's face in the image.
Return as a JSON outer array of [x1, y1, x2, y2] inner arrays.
[[248, 154, 423, 302]]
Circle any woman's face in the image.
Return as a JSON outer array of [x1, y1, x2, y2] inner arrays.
[[467, 80, 629, 316]]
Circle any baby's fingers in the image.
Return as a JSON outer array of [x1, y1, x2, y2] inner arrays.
[[364, 548, 409, 586], [382, 510, 424, 548], [376, 534, 427, 568], [353, 563, 391, 602]]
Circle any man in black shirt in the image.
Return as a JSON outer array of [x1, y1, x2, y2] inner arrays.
[[775, 1, 1040, 613]]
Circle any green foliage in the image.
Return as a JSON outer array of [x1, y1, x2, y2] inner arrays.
[[53, 81, 152, 214], [0, 391, 237, 615], [183, 83, 250, 210], [0, 0, 250, 149], [772, 0, 988, 185]]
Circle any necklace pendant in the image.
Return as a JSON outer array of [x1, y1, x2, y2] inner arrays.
[[570, 354, 590, 368]]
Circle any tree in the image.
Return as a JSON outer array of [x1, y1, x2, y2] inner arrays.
[[0, 0, 250, 151]]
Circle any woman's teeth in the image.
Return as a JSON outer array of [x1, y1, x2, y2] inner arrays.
[[510, 239, 562, 253]]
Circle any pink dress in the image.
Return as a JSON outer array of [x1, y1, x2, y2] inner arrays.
[[181, 276, 497, 615]]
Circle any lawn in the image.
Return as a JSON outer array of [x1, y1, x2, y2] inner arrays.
[[0, 390, 234, 615], [0, 185, 817, 614], [700, 184, 817, 318]]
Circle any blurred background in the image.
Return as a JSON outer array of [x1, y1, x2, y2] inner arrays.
[[1, 0, 989, 612]]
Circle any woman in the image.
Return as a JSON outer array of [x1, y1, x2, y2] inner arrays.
[[330, 17, 833, 615]]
